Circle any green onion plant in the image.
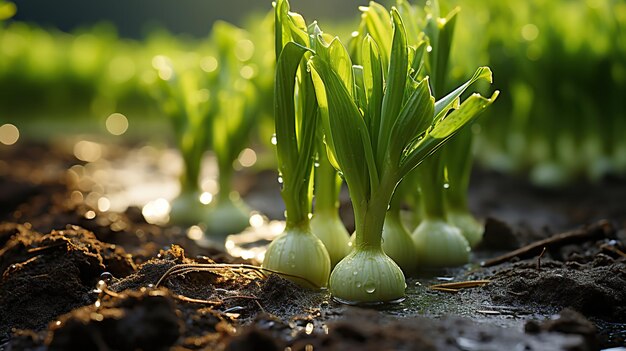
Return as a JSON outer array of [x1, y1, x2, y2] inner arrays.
[[409, 1, 479, 266], [261, 0, 331, 289], [150, 22, 262, 236], [203, 21, 257, 236], [151, 54, 214, 226], [308, 3, 498, 302]]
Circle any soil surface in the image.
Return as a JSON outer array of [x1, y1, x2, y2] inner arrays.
[[1, 143, 625, 350]]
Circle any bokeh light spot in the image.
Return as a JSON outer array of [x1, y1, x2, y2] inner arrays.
[[521, 24, 539, 41], [238, 148, 257, 168], [74, 141, 102, 162], [0, 124, 19, 145], [200, 56, 218, 72], [105, 113, 129, 135], [235, 39, 255, 62]]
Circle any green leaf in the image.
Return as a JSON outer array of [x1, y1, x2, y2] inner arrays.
[[360, 2, 393, 70], [275, 0, 309, 57], [400, 90, 499, 175], [386, 77, 434, 168], [430, 90, 499, 138], [274, 0, 288, 58], [314, 36, 354, 96], [309, 56, 379, 202], [377, 8, 408, 168], [274, 42, 311, 182], [352, 65, 367, 113], [426, 6, 460, 98], [361, 35, 384, 152], [409, 39, 427, 79], [434, 66, 493, 123], [396, 0, 422, 46]]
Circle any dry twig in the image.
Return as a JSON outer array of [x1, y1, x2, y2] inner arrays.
[[481, 220, 614, 267], [429, 279, 491, 293]]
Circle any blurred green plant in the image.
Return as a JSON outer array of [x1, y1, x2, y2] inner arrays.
[[150, 21, 268, 236], [150, 54, 214, 226], [451, 0, 626, 185]]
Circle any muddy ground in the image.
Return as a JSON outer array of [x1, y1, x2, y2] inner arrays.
[[1, 143, 625, 351]]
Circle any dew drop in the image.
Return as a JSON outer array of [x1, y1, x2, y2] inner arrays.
[[147, 284, 154, 288], [364, 281, 376, 294], [270, 134, 277, 145], [314, 162, 320, 168], [100, 272, 113, 283], [443, 183, 450, 189], [95, 280, 107, 291], [352, 271, 358, 276], [356, 282, 362, 288], [305, 322, 314, 335]]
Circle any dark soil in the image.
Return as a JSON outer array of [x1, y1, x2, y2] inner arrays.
[[1, 143, 626, 350]]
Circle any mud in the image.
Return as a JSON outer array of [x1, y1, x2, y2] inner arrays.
[[1, 143, 625, 350]]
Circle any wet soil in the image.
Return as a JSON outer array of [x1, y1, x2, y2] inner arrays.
[[1, 143, 625, 350]]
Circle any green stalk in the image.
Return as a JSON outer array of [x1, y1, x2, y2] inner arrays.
[[216, 160, 233, 202], [169, 138, 211, 226], [179, 143, 203, 194], [445, 149, 471, 212], [381, 183, 419, 275], [313, 150, 340, 213], [311, 141, 351, 267], [353, 179, 395, 250], [416, 155, 446, 220], [444, 126, 483, 247]]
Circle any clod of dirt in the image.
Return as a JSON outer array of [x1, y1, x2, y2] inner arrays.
[[253, 274, 325, 318], [525, 308, 599, 349], [478, 217, 520, 251], [47, 288, 182, 351], [488, 260, 626, 320], [0, 225, 136, 340], [224, 328, 283, 351]]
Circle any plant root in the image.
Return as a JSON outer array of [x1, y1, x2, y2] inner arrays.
[[155, 263, 319, 291]]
